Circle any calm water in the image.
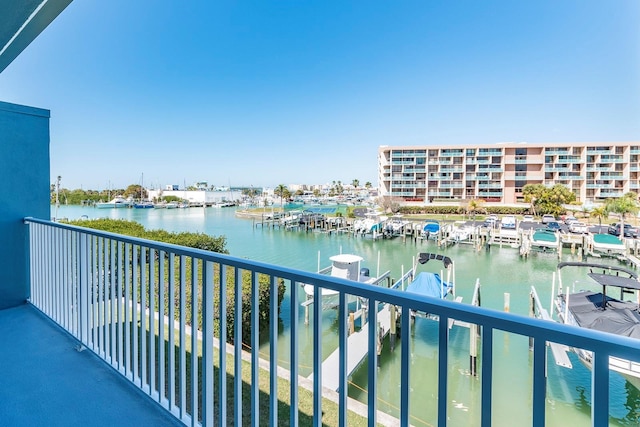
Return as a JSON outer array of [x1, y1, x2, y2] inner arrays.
[[53, 205, 640, 426]]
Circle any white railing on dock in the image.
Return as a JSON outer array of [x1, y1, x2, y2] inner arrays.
[[25, 218, 640, 427]]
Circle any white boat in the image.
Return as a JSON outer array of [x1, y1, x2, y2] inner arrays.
[[450, 223, 475, 243], [383, 215, 410, 236], [353, 212, 388, 235], [586, 232, 626, 256], [535, 262, 640, 390], [95, 196, 133, 209], [422, 220, 440, 239], [301, 253, 387, 309], [530, 228, 560, 249]]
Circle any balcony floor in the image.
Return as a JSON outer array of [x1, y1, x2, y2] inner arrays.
[[0, 303, 182, 427]]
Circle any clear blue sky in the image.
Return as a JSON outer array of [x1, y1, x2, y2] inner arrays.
[[1, 1, 639, 191]]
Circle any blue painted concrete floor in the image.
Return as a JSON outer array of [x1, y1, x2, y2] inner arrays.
[[0, 304, 183, 426]]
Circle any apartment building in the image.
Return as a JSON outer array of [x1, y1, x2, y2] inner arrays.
[[378, 142, 640, 204]]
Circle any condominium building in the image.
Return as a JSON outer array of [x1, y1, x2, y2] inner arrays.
[[378, 142, 640, 204]]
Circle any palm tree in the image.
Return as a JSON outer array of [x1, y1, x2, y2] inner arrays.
[[352, 179, 360, 189], [604, 192, 639, 236], [466, 199, 485, 224], [274, 184, 289, 209], [590, 206, 607, 230]]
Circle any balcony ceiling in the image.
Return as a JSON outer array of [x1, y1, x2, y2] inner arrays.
[[0, 0, 72, 73]]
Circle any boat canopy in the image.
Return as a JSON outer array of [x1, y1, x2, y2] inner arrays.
[[567, 291, 640, 339], [558, 261, 640, 290], [406, 272, 452, 299], [418, 252, 452, 268], [423, 221, 440, 233]]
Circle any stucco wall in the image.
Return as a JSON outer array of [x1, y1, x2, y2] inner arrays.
[[0, 101, 50, 309]]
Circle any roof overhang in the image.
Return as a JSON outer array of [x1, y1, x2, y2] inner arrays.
[[0, 0, 72, 74]]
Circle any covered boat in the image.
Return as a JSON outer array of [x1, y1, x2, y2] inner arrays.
[[406, 271, 453, 299], [546, 262, 640, 390]]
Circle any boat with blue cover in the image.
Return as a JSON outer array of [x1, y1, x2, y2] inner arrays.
[[405, 253, 456, 319]]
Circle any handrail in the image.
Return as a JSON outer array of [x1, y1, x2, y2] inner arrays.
[[24, 218, 640, 427]]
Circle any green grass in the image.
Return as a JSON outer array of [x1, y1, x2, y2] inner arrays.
[[105, 318, 377, 426]]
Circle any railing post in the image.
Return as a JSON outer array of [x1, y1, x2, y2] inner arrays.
[[202, 260, 214, 427], [592, 351, 610, 426], [79, 232, 89, 345]]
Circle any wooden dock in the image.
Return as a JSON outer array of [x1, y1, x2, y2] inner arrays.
[[309, 304, 392, 391]]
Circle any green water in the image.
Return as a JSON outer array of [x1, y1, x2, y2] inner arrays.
[[53, 206, 640, 426]]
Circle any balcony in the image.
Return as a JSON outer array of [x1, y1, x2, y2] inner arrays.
[[0, 219, 637, 426]]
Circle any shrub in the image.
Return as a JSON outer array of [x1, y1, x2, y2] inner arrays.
[[65, 218, 285, 345]]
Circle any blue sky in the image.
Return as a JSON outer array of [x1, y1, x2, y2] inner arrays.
[[1, 1, 639, 190]]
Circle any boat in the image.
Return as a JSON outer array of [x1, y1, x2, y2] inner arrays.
[[133, 201, 154, 209], [450, 223, 475, 243], [383, 215, 410, 236], [586, 233, 626, 257], [353, 211, 388, 236], [95, 196, 133, 209], [301, 253, 388, 310], [537, 261, 640, 390], [530, 228, 560, 251], [422, 220, 440, 239], [406, 252, 455, 298], [404, 252, 457, 319]]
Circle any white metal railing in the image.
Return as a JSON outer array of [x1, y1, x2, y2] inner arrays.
[[25, 218, 640, 427]]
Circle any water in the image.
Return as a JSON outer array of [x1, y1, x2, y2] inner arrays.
[[52, 205, 640, 426]]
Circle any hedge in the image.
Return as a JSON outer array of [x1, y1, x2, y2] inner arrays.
[[65, 218, 285, 344]]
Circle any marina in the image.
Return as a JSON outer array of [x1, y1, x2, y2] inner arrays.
[[53, 204, 640, 426]]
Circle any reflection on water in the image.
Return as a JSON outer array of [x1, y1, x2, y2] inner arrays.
[[54, 206, 640, 426]]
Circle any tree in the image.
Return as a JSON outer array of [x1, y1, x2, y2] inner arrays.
[[466, 198, 485, 223], [604, 192, 639, 235], [590, 206, 607, 229], [522, 183, 575, 216], [352, 179, 360, 189], [274, 184, 289, 208], [365, 182, 372, 189], [124, 184, 145, 200]]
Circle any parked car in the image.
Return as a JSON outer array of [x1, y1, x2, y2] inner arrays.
[[541, 214, 556, 224], [564, 215, 578, 225], [484, 214, 499, 227], [501, 215, 517, 229], [546, 221, 561, 231], [608, 223, 639, 238], [568, 221, 588, 234], [522, 215, 535, 222]]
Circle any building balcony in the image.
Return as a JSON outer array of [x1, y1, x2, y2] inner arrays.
[[0, 219, 636, 426], [586, 166, 615, 172], [391, 160, 416, 165], [544, 148, 570, 155]]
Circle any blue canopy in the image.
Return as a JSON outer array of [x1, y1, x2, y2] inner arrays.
[[406, 272, 452, 299], [423, 222, 440, 233]]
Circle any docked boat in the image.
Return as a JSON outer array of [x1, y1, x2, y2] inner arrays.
[[530, 228, 560, 250], [406, 252, 455, 300], [383, 215, 410, 236], [353, 212, 388, 235], [133, 201, 154, 209], [422, 220, 440, 239], [95, 196, 133, 209], [301, 253, 389, 310], [586, 233, 626, 257], [536, 262, 640, 390]]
